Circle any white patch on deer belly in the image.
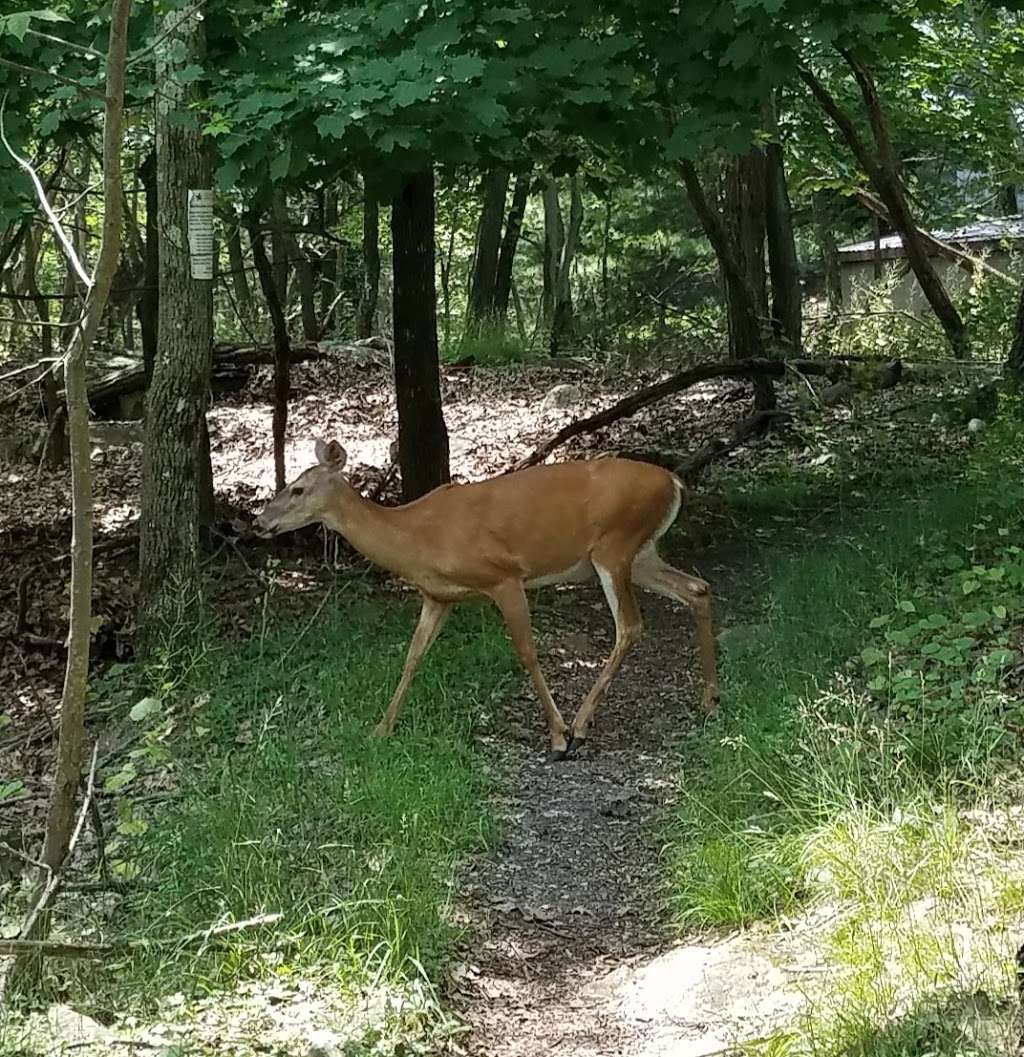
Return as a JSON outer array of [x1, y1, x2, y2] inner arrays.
[[525, 560, 594, 589]]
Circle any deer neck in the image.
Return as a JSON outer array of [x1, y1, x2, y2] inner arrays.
[[321, 478, 410, 575]]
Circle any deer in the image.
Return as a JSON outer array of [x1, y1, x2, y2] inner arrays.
[[254, 439, 720, 760]]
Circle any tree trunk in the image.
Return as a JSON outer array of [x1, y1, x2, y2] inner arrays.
[[1008, 281, 1024, 377], [224, 212, 251, 313], [7, 0, 131, 999], [320, 188, 338, 325], [356, 179, 380, 340], [724, 151, 774, 409], [812, 191, 843, 310], [391, 167, 449, 501], [138, 0, 214, 648], [137, 149, 158, 386], [246, 207, 291, 492], [285, 224, 317, 342], [679, 157, 773, 409], [541, 178, 564, 329], [550, 175, 583, 354], [494, 171, 530, 320], [763, 94, 802, 355], [800, 61, 969, 356], [23, 226, 67, 466], [467, 168, 509, 323]]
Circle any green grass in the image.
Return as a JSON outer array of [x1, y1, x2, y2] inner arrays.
[[79, 591, 519, 1009], [666, 415, 1024, 1055], [440, 319, 538, 365]]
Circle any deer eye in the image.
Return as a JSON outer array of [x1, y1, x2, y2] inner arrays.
[[291, 486, 304, 497]]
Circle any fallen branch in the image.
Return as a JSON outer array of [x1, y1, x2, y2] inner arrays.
[[677, 410, 792, 482], [511, 357, 840, 471], [850, 188, 1016, 287], [0, 939, 123, 959]]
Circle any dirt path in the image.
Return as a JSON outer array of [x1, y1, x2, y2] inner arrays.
[[449, 546, 787, 1057]]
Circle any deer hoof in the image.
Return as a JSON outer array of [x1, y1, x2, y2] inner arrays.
[[545, 746, 568, 763], [372, 722, 393, 738]]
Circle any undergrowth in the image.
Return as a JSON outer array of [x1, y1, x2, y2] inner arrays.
[[69, 589, 518, 1018], [668, 409, 1024, 1055]]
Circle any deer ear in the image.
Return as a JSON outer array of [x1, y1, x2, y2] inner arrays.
[[315, 439, 347, 469]]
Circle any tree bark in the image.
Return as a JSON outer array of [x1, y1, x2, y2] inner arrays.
[[224, 212, 251, 313], [138, 0, 214, 648], [679, 157, 774, 409], [7, 0, 131, 999], [493, 171, 530, 320], [467, 168, 509, 322], [391, 167, 449, 501], [23, 225, 67, 466], [137, 150, 158, 385], [550, 175, 583, 353], [246, 206, 291, 493], [1008, 282, 1024, 377], [799, 61, 969, 356], [812, 191, 843, 310], [356, 179, 380, 340], [763, 94, 802, 354], [320, 188, 338, 325], [541, 178, 563, 328]]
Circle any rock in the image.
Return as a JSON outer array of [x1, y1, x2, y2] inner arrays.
[[46, 1005, 113, 1046], [967, 417, 985, 433], [540, 383, 582, 411], [304, 1028, 344, 1057]]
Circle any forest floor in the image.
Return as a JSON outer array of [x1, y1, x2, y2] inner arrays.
[[2, 346, 1023, 1057]]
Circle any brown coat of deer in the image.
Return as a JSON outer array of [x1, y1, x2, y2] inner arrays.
[[255, 439, 719, 759]]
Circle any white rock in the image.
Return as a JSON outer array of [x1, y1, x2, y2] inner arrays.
[[304, 1028, 344, 1057], [540, 383, 582, 410], [46, 1005, 112, 1046]]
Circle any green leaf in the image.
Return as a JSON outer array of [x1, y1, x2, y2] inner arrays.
[[961, 579, 980, 595], [269, 143, 291, 181], [869, 615, 890, 629], [861, 646, 887, 666], [3, 13, 32, 41], [897, 600, 917, 614], [129, 696, 162, 723], [315, 113, 349, 139], [993, 605, 1008, 620], [103, 764, 137, 793], [0, 780, 25, 801], [38, 110, 61, 136]]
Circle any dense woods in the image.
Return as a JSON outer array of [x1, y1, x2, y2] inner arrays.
[[2, 1, 1024, 1054]]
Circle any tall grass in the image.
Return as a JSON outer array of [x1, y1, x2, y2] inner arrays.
[[79, 593, 519, 1007]]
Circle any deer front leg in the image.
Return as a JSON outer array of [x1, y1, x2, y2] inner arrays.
[[373, 594, 452, 736], [489, 581, 570, 760]]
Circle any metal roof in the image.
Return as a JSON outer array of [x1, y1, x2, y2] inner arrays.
[[838, 216, 1024, 261]]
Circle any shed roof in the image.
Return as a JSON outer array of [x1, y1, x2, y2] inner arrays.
[[838, 216, 1024, 262]]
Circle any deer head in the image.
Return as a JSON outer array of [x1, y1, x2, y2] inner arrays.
[[254, 439, 348, 536]]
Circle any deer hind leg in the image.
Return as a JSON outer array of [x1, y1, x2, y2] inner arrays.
[[373, 594, 453, 737], [567, 559, 643, 752], [632, 549, 719, 714], [489, 580, 569, 759]]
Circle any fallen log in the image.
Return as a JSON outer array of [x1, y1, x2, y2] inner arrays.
[[512, 357, 842, 471]]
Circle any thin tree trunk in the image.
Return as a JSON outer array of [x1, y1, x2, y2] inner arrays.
[[287, 227, 317, 341], [246, 207, 291, 492], [270, 189, 289, 306], [600, 194, 613, 324], [800, 61, 969, 356], [541, 178, 564, 328], [224, 213, 251, 313], [356, 180, 380, 340], [763, 94, 802, 354], [23, 226, 66, 466], [872, 215, 883, 280], [138, 0, 214, 648], [1008, 282, 1024, 377], [467, 168, 509, 323], [320, 188, 338, 325], [6, 0, 131, 999], [391, 167, 449, 500], [550, 175, 583, 353], [137, 149, 158, 386], [812, 191, 843, 310], [493, 171, 530, 320]]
